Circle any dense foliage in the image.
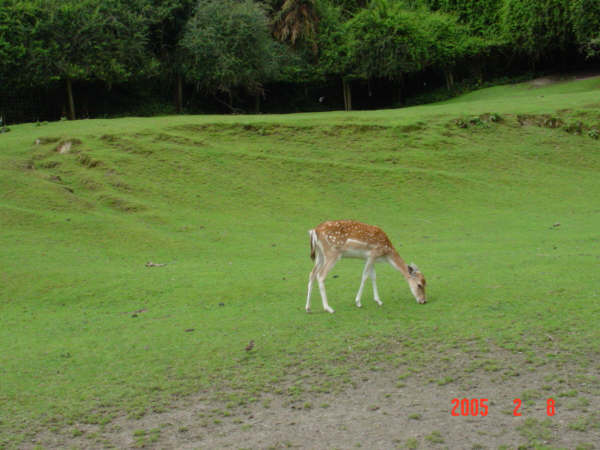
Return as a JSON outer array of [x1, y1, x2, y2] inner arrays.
[[500, 0, 573, 64], [180, 0, 282, 111], [1, 0, 599, 121], [571, 0, 600, 59]]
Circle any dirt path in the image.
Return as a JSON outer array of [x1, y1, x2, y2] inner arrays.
[[30, 351, 599, 449]]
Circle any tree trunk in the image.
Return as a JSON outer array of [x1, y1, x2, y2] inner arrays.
[[66, 78, 76, 120], [347, 82, 352, 110], [176, 74, 183, 114], [342, 79, 352, 111], [444, 69, 454, 91]]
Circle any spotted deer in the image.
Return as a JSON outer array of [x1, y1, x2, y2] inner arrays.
[[306, 220, 426, 313]]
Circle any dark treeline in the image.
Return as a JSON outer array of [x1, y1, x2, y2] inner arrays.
[[1, 0, 599, 123]]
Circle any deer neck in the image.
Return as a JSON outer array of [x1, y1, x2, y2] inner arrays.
[[388, 250, 411, 280]]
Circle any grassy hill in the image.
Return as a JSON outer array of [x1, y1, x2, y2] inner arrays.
[[1, 77, 600, 447]]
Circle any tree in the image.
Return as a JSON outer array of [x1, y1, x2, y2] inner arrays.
[[21, 0, 154, 119], [421, 12, 489, 89], [313, 0, 353, 108], [146, 0, 195, 113], [571, 0, 600, 59], [342, 0, 429, 107], [501, 0, 573, 65], [0, 1, 36, 92], [347, 1, 429, 79], [180, 0, 282, 112], [272, 0, 320, 54], [0, 1, 38, 123]]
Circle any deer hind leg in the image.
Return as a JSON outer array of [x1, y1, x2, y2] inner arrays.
[[370, 266, 382, 306], [306, 252, 323, 313], [355, 257, 376, 308], [316, 254, 338, 314]]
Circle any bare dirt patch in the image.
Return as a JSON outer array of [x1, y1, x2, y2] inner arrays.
[[530, 76, 563, 87], [55, 139, 83, 154], [27, 347, 599, 449], [529, 72, 600, 87]]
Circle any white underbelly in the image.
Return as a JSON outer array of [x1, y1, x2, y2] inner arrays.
[[341, 248, 371, 259]]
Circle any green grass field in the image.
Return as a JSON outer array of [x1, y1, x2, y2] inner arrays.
[[1, 77, 600, 447]]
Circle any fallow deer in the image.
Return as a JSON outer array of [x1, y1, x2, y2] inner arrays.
[[306, 220, 426, 313]]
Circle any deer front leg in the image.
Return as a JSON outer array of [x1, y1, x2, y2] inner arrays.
[[370, 266, 382, 306]]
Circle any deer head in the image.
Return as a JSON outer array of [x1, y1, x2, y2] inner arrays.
[[407, 263, 426, 304]]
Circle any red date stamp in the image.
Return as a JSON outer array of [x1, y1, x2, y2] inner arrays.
[[452, 398, 555, 416], [451, 398, 489, 416], [513, 398, 522, 416]]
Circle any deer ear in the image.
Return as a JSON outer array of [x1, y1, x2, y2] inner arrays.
[[408, 263, 419, 276]]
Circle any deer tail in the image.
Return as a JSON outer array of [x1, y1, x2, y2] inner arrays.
[[309, 229, 317, 260]]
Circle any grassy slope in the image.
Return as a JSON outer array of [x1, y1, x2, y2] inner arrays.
[[1, 78, 600, 445]]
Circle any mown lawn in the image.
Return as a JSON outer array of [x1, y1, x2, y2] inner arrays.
[[1, 77, 600, 447]]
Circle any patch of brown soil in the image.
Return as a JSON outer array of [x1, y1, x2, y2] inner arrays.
[[55, 139, 82, 154], [27, 350, 600, 449], [530, 76, 562, 87], [529, 71, 600, 87]]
